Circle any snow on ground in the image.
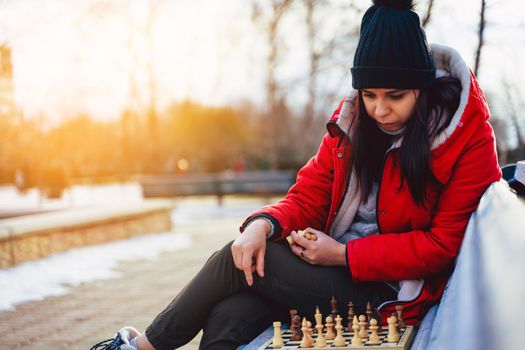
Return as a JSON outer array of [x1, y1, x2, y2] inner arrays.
[[0, 231, 192, 311], [0, 185, 279, 312], [0, 183, 143, 212]]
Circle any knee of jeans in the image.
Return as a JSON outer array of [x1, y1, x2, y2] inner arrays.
[[205, 240, 235, 264]]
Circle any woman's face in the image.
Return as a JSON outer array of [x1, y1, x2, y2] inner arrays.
[[361, 88, 420, 132]]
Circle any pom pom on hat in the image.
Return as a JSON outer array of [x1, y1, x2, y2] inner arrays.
[[372, 0, 415, 10]]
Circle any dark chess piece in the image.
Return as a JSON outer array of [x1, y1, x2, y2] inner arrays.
[[329, 296, 338, 320], [290, 309, 302, 341], [347, 301, 355, 332]]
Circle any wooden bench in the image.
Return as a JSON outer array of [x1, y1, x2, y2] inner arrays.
[[140, 170, 296, 204]]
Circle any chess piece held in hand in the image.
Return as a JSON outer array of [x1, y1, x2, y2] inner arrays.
[[286, 229, 318, 245]]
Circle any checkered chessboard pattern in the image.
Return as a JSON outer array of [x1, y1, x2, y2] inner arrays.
[[260, 326, 415, 349]]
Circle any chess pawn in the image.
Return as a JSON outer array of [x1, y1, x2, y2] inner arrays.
[[300, 318, 313, 348], [358, 315, 369, 339], [333, 315, 346, 347], [371, 307, 383, 332], [395, 305, 406, 328], [391, 311, 400, 334], [347, 301, 355, 332], [368, 319, 382, 345], [387, 315, 400, 343], [350, 315, 363, 347], [315, 323, 327, 348], [324, 316, 335, 340], [272, 321, 284, 348]]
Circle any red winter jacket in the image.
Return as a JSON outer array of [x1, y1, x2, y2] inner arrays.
[[239, 44, 502, 324]]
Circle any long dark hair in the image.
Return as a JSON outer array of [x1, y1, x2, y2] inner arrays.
[[350, 76, 462, 206]]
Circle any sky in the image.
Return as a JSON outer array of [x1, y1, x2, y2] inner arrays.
[[0, 0, 524, 127]]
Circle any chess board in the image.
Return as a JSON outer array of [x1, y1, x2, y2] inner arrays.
[[258, 326, 415, 349]]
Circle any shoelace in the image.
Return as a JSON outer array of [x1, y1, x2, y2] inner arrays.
[[90, 335, 123, 350]]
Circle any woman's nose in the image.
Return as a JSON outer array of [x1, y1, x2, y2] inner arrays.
[[375, 100, 390, 117]]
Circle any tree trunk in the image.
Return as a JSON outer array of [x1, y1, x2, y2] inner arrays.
[[474, 0, 486, 77]]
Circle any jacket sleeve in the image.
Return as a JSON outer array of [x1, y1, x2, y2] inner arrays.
[[239, 132, 336, 239], [346, 121, 502, 282]]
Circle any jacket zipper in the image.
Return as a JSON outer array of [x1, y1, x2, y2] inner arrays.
[[376, 149, 393, 234], [376, 147, 426, 312], [327, 136, 351, 233]]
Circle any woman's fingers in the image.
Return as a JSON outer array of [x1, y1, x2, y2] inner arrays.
[[291, 230, 313, 248], [256, 248, 265, 278], [231, 243, 241, 270], [242, 248, 254, 286]]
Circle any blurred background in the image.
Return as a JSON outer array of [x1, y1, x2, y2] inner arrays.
[[0, 0, 524, 207], [0, 1, 524, 349]]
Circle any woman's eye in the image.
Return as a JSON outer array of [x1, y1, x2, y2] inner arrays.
[[363, 94, 374, 98], [390, 94, 404, 100]]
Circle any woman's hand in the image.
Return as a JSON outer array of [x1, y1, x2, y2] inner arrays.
[[289, 227, 347, 266], [231, 219, 270, 286]]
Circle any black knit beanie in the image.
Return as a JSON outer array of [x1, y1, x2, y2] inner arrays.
[[351, 0, 436, 89]]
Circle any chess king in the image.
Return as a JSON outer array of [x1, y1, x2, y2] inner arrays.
[[91, 0, 501, 349]]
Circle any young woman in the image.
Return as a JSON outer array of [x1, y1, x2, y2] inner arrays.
[[92, 1, 501, 349]]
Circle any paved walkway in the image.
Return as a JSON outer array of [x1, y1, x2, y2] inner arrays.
[[0, 204, 253, 349]]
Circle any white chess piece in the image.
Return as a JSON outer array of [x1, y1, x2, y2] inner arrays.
[[300, 318, 312, 348], [332, 315, 346, 347], [358, 315, 368, 339], [272, 321, 283, 348], [387, 315, 400, 343], [351, 315, 363, 347], [325, 316, 335, 340], [313, 306, 326, 347], [368, 319, 382, 345]]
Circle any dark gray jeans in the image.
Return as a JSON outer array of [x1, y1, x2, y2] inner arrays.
[[145, 241, 396, 350]]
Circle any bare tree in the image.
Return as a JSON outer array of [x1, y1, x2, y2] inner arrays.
[[421, 0, 434, 27], [78, 0, 166, 172], [474, 0, 486, 76], [300, 0, 361, 157], [502, 77, 525, 161], [251, 0, 294, 169]]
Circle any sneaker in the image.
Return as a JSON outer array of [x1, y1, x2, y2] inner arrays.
[[90, 326, 140, 350]]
